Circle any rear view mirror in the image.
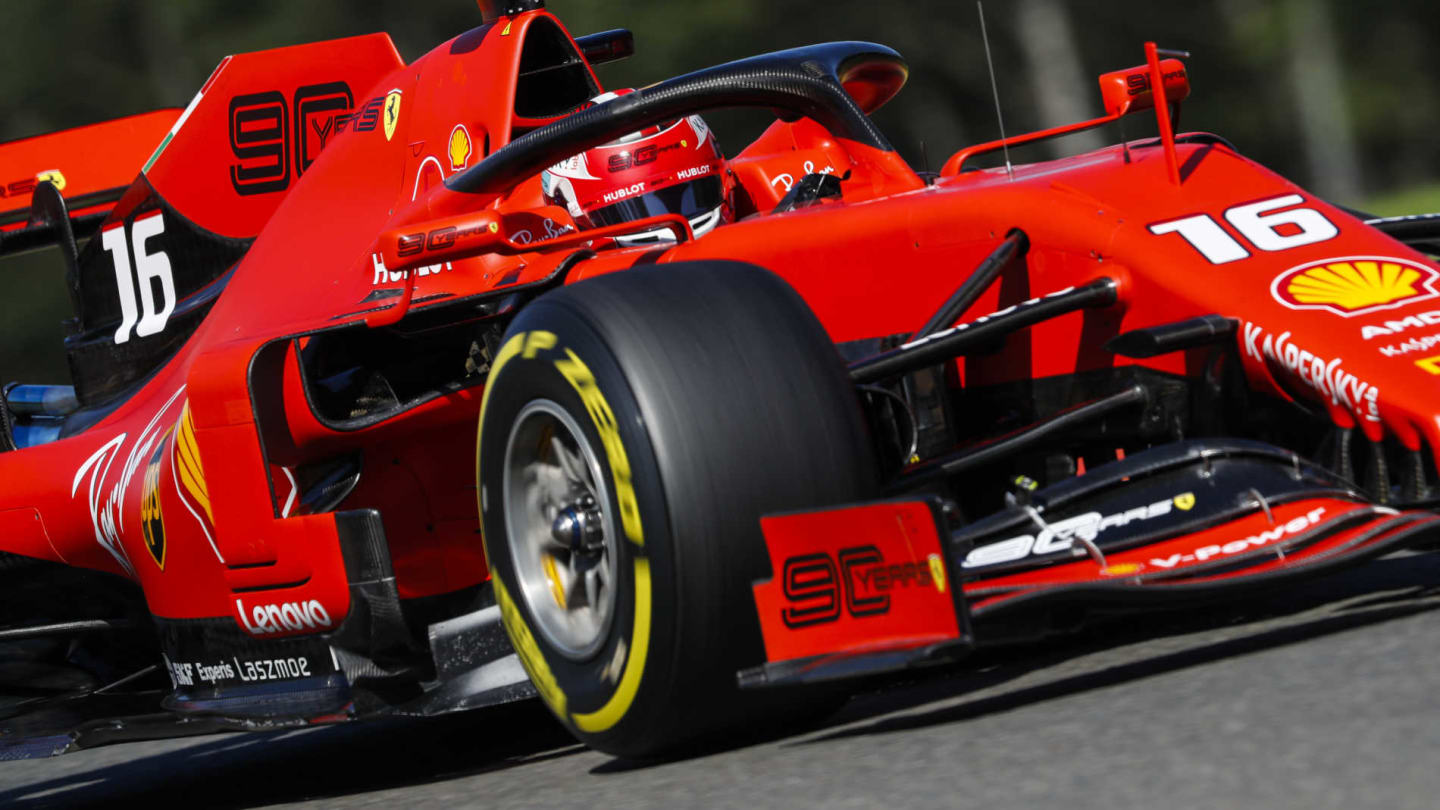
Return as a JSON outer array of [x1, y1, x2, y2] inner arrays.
[[1099, 58, 1190, 117], [574, 29, 635, 67]]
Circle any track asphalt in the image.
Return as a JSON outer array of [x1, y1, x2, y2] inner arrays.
[[5, 550, 1440, 809]]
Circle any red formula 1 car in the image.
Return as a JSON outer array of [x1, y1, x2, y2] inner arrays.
[[4, 0, 1440, 760]]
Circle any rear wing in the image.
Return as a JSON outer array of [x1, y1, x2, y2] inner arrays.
[[0, 109, 179, 257]]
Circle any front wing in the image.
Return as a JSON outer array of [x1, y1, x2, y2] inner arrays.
[[742, 440, 1440, 687]]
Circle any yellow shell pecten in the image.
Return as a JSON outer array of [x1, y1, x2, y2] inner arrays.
[[1285, 260, 1421, 311]]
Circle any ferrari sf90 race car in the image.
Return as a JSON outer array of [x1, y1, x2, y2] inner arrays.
[[4, 0, 1440, 761]]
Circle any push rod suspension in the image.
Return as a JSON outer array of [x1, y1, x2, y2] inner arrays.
[[889, 384, 1150, 492], [911, 228, 1029, 341], [849, 278, 1118, 385]]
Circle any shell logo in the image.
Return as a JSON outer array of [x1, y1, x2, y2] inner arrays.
[[449, 124, 472, 171], [1271, 256, 1439, 317]]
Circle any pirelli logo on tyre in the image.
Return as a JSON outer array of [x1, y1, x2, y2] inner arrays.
[[1271, 256, 1440, 317], [494, 574, 568, 716], [479, 330, 653, 737], [552, 347, 644, 547]]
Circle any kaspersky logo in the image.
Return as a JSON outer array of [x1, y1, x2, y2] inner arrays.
[[1271, 256, 1439, 317]]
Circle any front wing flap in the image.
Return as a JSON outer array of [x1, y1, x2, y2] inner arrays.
[[743, 499, 971, 688]]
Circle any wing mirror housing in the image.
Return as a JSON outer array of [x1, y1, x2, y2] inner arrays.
[[1098, 58, 1190, 117], [575, 29, 635, 66], [941, 47, 1191, 177]]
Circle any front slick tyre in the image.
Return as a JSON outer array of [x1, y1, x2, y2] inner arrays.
[[478, 261, 874, 759]]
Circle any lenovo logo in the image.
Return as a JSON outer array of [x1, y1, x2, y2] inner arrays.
[[235, 598, 334, 636]]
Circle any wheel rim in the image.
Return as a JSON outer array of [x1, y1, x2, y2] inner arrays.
[[502, 399, 620, 660]]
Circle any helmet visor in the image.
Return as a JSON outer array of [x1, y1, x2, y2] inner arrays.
[[586, 176, 724, 229]]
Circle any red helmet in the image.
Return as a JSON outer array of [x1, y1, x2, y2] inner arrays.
[[542, 90, 730, 245]]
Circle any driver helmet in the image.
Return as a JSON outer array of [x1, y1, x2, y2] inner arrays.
[[541, 89, 730, 245]]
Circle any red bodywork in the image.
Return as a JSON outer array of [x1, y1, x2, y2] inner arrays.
[[0, 109, 179, 232], [3, 4, 1438, 700]]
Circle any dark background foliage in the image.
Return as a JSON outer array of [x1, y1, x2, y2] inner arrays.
[[3, 0, 1436, 383]]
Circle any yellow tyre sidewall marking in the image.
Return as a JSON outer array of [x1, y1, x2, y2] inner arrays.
[[480, 331, 568, 719], [553, 348, 643, 547], [553, 346, 650, 733], [494, 574, 567, 718], [475, 332, 533, 560], [479, 331, 652, 734], [573, 557, 650, 733]]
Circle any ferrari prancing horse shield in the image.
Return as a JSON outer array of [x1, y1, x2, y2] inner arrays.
[[383, 89, 402, 141]]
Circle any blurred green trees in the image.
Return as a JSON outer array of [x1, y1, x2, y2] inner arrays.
[[3, 0, 1439, 382]]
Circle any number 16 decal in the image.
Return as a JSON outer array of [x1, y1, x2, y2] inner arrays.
[[1149, 194, 1339, 264], [103, 212, 175, 345]]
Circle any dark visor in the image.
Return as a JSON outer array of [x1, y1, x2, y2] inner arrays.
[[587, 176, 724, 228]]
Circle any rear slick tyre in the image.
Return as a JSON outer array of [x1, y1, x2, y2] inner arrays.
[[478, 261, 874, 758]]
